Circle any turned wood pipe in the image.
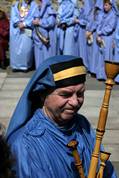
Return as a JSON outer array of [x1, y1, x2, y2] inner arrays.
[[88, 61, 119, 178], [67, 140, 85, 178], [97, 151, 111, 178]]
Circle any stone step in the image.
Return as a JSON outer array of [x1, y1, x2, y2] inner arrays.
[[0, 117, 11, 128], [0, 90, 23, 99], [102, 130, 119, 144], [1, 83, 28, 91], [0, 98, 20, 107], [89, 118, 119, 129], [0, 72, 7, 88], [80, 90, 119, 130], [0, 72, 7, 78], [0, 77, 30, 91], [101, 144, 119, 162], [0, 104, 17, 119], [80, 107, 118, 118], [4, 77, 30, 84]]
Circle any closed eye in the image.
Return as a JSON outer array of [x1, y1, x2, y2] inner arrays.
[[58, 92, 73, 98]]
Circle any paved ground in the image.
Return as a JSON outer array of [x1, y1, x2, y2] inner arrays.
[[0, 68, 119, 176]]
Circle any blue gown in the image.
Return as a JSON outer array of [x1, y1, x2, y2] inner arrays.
[[8, 109, 117, 178], [57, 0, 79, 55], [78, 0, 94, 69], [86, 0, 103, 74], [10, 0, 37, 71], [32, 0, 56, 69], [96, 8, 117, 80], [112, 14, 119, 83]]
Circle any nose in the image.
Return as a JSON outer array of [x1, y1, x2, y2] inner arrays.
[[68, 94, 79, 107]]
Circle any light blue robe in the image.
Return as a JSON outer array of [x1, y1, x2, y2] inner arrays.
[[86, 0, 103, 74], [112, 15, 119, 83], [78, 0, 94, 69], [33, 0, 56, 69], [57, 0, 79, 55], [8, 109, 117, 178], [10, 0, 37, 70], [96, 8, 117, 80]]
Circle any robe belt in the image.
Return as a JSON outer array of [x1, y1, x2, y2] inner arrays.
[[35, 26, 50, 47], [58, 23, 74, 31]]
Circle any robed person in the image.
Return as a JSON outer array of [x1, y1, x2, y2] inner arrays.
[[10, 0, 37, 72], [32, 0, 57, 69], [0, 8, 9, 69]]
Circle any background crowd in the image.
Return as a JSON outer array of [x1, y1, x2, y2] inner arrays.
[[1, 0, 119, 82], [0, 8, 9, 69]]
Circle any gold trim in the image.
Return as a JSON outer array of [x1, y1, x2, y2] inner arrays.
[[53, 66, 86, 82]]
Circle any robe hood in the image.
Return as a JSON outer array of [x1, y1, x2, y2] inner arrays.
[[6, 55, 87, 140]]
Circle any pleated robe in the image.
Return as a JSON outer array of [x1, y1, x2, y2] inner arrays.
[[10, 1, 37, 70], [33, 0, 57, 69], [8, 109, 117, 178], [96, 9, 117, 80]]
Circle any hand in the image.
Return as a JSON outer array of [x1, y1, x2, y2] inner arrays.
[[86, 31, 92, 38], [18, 22, 25, 30], [96, 36, 102, 43], [112, 41, 115, 49], [32, 18, 40, 26], [74, 18, 79, 24], [96, 36, 105, 47]]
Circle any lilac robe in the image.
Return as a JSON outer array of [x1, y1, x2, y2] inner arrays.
[[10, 0, 37, 70], [78, 0, 94, 69], [96, 9, 117, 80], [57, 0, 79, 56], [33, 0, 56, 69], [86, 0, 103, 74]]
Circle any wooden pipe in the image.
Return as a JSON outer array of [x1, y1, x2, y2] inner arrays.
[[88, 61, 119, 178], [67, 140, 85, 178], [97, 151, 111, 178]]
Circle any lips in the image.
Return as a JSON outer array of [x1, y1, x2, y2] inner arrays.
[[64, 109, 76, 114]]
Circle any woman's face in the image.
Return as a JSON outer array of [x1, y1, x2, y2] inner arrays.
[[104, 3, 112, 12], [43, 83, 85, 126], [25, 0, 32, 3], [38, 0, 42, 6]]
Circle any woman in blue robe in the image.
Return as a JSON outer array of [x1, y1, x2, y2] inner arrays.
[[6, 55, 117, 178], [85, 0, 103, 75], [96, 0, 117, 80], [10, 0, 37, 72], [112, 5, 119, 83], [78, 0, 94, 69], [57, 0, 79, 55], [32, 0, 56, 69]]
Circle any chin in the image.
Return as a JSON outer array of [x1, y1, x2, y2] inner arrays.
[[62, 113, 75, 121]]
